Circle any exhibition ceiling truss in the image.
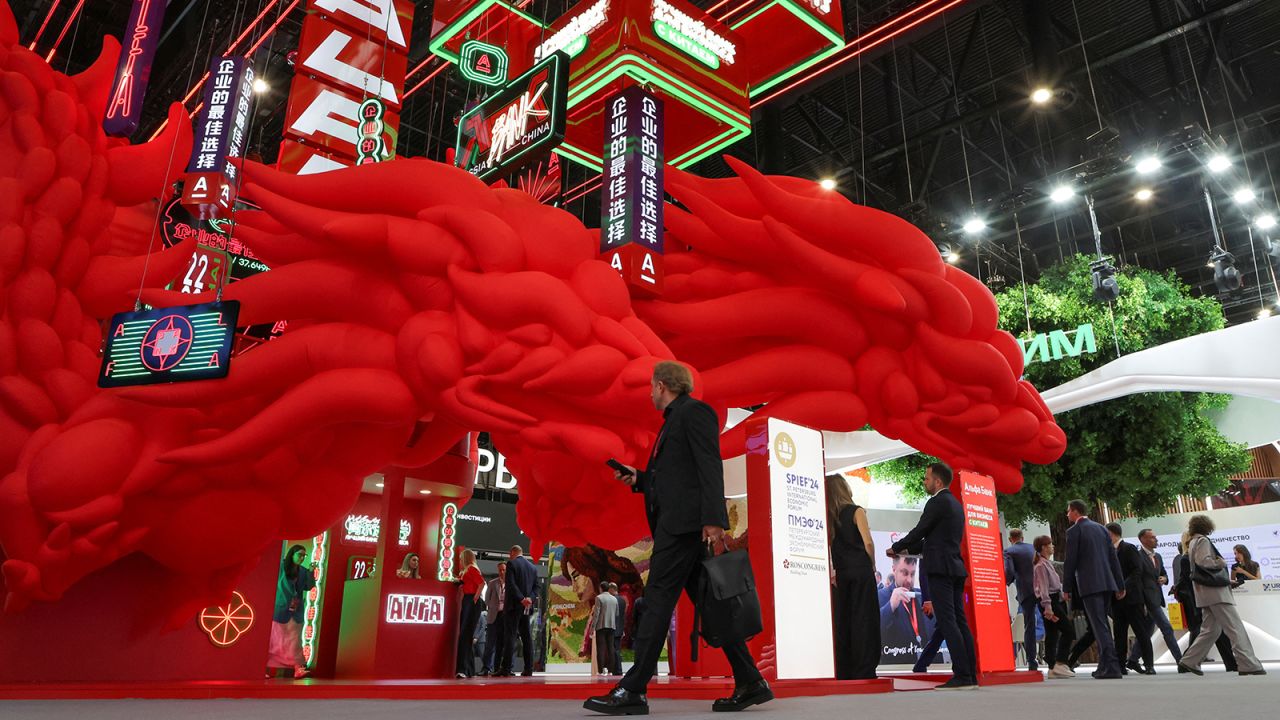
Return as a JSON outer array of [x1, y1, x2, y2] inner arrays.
[[12, 0, 1280, 323]]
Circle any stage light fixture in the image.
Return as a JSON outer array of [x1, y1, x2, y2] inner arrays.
[[1090, 258, 1120, 302], [1207, 154, 1231, 174], [253, 78, 269, 94], [1259, 308, 1274, 320], [1210, 247, 1242, 292], [1234, 188, 1256, 204], [1134, 188, 1154, 202], [1256, 214, 1277, 230], [1050, 184, 1075, 203], [1030, 87, 1053, 105], [1134, 155, 1162, 174], [962, 217, 986, 234], [819, 178, 837, 190]]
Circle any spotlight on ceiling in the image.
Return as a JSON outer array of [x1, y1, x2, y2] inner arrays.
[[819, 178, 837, 191], [1233, 187, 1257, 204], [419, 489, 432, 495], [1210, 247, 1242, 293], [1207, 154, 1232, 174], [938, 243, 960, 263], [1134, 188, 1154, 202], [1030, 87, 1053, 105], [1259, 307, 1274, 320], [962, 217, 986, 234], [1134, 155, 1162, 174], [1049, 184, 1076, 204], [1090, 258, 1120, 302], [252, 78, 269, 94], [1256, 214, 1277, 230]]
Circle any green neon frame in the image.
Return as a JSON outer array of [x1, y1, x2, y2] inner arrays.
[[459, 40, 510, 87], [455, 52, 569, 181], [559, 53, 751, 170], [730, 0, 845, 98], [428, 0, 544, 65]]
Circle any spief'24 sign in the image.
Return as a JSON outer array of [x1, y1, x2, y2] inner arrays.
[[455, 51, 569, 182]]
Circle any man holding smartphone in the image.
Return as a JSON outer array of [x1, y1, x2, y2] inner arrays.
[[584, 361, 771, 715]]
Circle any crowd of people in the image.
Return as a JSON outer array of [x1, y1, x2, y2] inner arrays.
[[825, 464, 1270, 688]]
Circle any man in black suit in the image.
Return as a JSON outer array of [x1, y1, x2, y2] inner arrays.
[[610, 583, 627, 676], [585, 361, 770, 715], [1062, 500, 1125, 679], [1127, 528, 1183, 668], [888, 462, 977, 691], [499, 545, 537, 677], [1107, 523, 1154, 674]]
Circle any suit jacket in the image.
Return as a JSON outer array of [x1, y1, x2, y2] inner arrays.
[[1004, 542, 1036, 603], [484, 577, 506, 624], [614, 593, 628, 636], [631, 393, 729, 537], [1114, 540, 1145, 606], [890, 488, 967, 578], [504, 555, 537, 613], [1063, 517, 1122, 597], [878, 585, 935, 649], [1136, 547, 1167, 608]]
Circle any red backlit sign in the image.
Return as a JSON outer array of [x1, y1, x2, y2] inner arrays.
[[103, 0, 167, 137], [385, 594, 445, 624], [283, 74, 402, 161], [297, 16, 409, 110], [958, 471, 1016, 673]]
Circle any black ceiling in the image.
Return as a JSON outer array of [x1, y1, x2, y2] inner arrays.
[[9, 0, 1280, 324]]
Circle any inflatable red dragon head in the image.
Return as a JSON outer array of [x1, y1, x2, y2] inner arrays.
[[0, 3, 1062, 620]]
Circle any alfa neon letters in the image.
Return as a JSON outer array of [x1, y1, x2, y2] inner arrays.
[[385, 594, 445, 624]]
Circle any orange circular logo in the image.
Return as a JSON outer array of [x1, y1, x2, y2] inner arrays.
[[199, 591, 255, 647]]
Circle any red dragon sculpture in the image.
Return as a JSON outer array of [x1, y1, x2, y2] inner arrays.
[[0, 8, 1064, 620]]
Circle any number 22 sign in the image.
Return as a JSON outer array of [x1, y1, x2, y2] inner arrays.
[[180, 248, 225, 295]]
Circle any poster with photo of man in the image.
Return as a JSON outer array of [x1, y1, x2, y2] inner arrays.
[[871, 531, 950, 666]]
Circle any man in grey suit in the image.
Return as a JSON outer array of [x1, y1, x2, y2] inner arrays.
[[481, 562, 507, 675], [1127, 529, 1182, 668], [1004, 529, 1038, 671], [1062, 499, 1126, 679]]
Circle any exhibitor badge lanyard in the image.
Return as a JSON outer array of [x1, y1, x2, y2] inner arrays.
[[906, 599, 921, 644]]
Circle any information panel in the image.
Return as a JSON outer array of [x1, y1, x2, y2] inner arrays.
[[766, 418, 834, 679], [98, 301, 240, 388], [958, 471, 1015, 673]]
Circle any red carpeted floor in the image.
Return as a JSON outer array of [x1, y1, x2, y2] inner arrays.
[[0, 671, 1040, 700]]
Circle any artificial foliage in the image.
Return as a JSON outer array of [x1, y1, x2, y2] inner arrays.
[[871, 255, 1251, 537]]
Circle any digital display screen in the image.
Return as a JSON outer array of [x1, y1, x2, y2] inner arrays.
[[98, 301, 240, 388]]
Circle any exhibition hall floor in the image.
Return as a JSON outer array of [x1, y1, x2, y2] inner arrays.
[[0, 664, 1273, 719]]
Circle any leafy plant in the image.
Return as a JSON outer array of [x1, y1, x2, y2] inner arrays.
[[871, 255, 1250, 545]]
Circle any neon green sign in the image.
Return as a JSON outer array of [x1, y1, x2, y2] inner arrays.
[[653, 20, 720, 70], [1019, 323, 1097, 365]]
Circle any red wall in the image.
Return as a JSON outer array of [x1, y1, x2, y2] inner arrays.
[[0, 549, 277, 682]]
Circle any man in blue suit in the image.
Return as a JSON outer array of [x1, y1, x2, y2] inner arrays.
[[1004, 529, 1038, 671], [1062, 499, 1125, 679]]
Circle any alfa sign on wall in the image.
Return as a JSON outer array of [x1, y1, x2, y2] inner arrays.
[[455, 51, 569, 182], [279, 0, 414, 175], [385, 594, 445, 624], [957, 471, 1015, 673], [766, 419, 834, 679]]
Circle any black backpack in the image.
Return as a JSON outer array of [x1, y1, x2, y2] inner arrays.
[[690, 543, 763, 660]]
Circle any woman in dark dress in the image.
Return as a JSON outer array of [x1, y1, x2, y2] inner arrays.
[[826, 474, 880, 679]]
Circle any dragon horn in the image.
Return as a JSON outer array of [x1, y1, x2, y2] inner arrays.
[[106, 103, 192, 207], [68, 35, 119, 119]]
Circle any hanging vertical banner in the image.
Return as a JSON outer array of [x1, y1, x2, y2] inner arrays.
[[103, 0, 168, 137], [181, 56, 254, 219], [957, 471, 1016, 675], [600, 86, 664, 294]]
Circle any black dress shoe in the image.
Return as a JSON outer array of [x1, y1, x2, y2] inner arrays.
[[935, 677, 979, 691], [1141, 668, 1157, 676], [584, 687, 649, 716], [1125, 660, 1141, 673], [712, 679, 774, 711]]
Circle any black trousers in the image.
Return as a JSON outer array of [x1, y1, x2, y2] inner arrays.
[[456, 597, 481, 676], [1080, 592, 1121, 675], [611, 630, 623, 675], [620, 531, 762, 694], [484, 620, 506, 672], [501, 608, 534, 674], [925, 574, 976, 682], [1018, 597, 1040, 668], [1041, 594, 1075, 668], [595, 628, 615, 675], [1113, 601, 1153, 670]]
